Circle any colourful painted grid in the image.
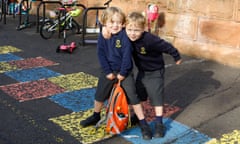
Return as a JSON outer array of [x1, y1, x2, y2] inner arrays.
[[0, 53, 23, 62], [49, 88, 96, 112], [48, 72, 98, 91], [0, 46, 214, 144], [5, 67, 61, 82], [0, 45, 22, 54], [0, 79, 66, 102]]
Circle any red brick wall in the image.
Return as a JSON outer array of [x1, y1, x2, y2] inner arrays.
[[31, 0, 240, 68]]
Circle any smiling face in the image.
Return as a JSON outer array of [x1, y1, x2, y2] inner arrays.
[[100, 7, 126, 36], [105, 13, 124, 35]]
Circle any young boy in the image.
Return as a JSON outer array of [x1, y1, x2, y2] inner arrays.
[[80, 7, 152, 140], [125, 11, 182, 138]]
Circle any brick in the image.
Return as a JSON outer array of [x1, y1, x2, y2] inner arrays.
[[174, 38, 240, 68], [167, 0, 234, 20], [198, 18, 240, 48], [165, 13, 198, 40]]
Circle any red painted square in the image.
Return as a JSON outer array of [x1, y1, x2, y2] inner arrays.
[[8, 57, 58, 69], [141, 100, 181, 122], [0, 79, 65, 102]]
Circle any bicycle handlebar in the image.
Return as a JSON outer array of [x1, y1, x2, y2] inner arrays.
[[104, 0, 112, 6]]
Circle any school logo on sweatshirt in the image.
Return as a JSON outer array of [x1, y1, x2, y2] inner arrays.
[[116, 40, 122, 48], [140, 47, 147, 54]]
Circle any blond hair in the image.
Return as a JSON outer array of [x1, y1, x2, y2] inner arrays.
[[100, 7, 126, 25], [126, 12, 146, 29]]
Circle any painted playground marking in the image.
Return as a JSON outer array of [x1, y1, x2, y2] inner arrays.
[[0, 45, 214, 144], [5, 67, 61, 82], [206, 130, 240, 144], [50, 111, 211, 144], [0, 79, 66, 102], [49, 109, 112, 144], [0, 45, 22, 54], [48, 72, 98, 91]]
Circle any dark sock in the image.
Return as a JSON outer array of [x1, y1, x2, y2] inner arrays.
[[93, 112, 100, 119], [155, 116, 163, 124], [139, 119, 147, 125]]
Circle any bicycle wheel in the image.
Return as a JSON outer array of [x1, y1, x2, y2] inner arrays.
[[70, 19, 80, 34], [40, 20, 55, 39]]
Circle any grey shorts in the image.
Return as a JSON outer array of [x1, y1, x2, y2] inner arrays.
[[136, 69, 165, 106], [95, 71, 140, 105]]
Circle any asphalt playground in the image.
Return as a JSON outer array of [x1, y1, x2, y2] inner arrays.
[[1, 16, 240, 144]]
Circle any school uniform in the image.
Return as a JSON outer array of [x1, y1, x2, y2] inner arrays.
[[95, 29, 140, 105], [133, 31, 181, 106]]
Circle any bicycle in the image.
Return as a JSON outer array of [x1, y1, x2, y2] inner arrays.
[[40, 6, 81, 39]]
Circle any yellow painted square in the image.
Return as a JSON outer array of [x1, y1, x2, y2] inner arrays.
[[0, 62, 18, 73], [49, 109, 112, 144], [0, 45, 22, 54], [48, 72, 98, 91]]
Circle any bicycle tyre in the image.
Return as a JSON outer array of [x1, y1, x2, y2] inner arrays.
[[40, 20, 55, 39], [70, 19, 80, 34]]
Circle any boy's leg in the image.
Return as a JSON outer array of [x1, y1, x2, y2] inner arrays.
[[80, 72, 115, 127], [132, 104, 152, 140], [142, 70, 165, 137], [122, 73, 152, 140], [154, 106, 165, 137], [80, 100, 103, 127]]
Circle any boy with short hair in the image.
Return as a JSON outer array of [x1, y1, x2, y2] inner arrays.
[[125, 11, 182, 138]]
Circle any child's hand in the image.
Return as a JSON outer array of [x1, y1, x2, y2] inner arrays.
[[106, 73, 115, 80], [117, 74, 125, 81], [102, 26, 111, 39], [176, 59, 182, 65]]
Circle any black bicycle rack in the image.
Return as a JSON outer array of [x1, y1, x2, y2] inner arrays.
[[79, 6, 106, 46], [79, 0, 112, 46]]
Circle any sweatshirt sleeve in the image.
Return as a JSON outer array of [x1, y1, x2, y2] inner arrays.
[[119, 32, 133, 77], [149, 34, 181, 61], [97, 33, 113, 75]]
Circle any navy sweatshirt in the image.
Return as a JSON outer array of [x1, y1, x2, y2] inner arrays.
[[132, 32, 181, 71], [97, 29, 133, 77]]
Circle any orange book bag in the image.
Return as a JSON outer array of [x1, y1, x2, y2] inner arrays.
[[105, 80, 129, 134]]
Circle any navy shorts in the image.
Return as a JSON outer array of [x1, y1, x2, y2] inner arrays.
[[95, 71, 140, 105], [136, 69, 165, 106]]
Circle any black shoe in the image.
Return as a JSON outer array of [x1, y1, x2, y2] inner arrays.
[[154, 122, 165, 138], [130, 114, 139, 126], [80, 114, 100, 127], [139, 123, 152, 140]]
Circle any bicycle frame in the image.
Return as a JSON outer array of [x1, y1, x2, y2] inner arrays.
[[45, 12, 72, 32]]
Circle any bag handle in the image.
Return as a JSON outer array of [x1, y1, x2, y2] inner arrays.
[[117, 79, 122, 86]]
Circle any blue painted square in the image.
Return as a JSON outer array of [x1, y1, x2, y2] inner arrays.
[[0, 53, 23, 62], [49, 88, 96, 112], [4, 67, 61, 82], [122, 118, 211, 144]]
